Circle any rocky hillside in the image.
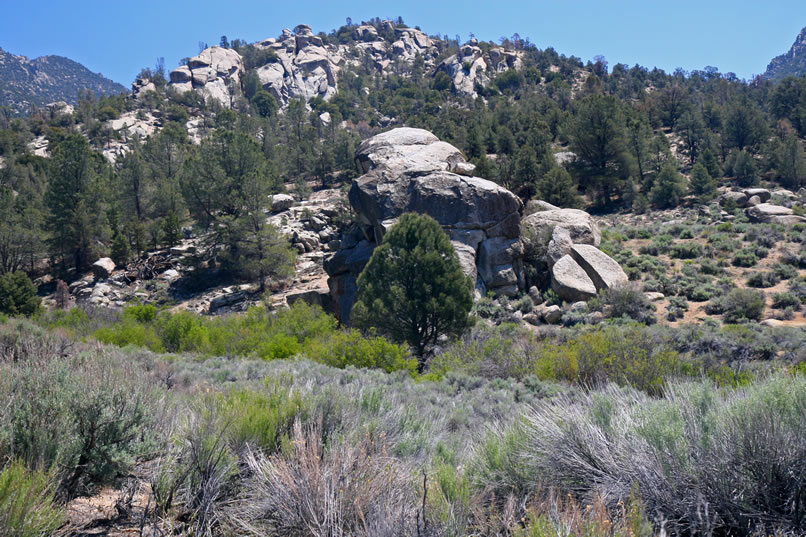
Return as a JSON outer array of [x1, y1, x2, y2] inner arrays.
[[764, 26, 806, 81], [167, 22, 523, 108], [0, 47, 127, 115]]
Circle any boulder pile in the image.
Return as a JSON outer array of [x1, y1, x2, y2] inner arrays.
[[325, 127, 525, 322], [521, 208, 627, 303]]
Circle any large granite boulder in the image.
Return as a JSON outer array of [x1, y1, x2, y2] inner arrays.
[[551, 255, 597, 302], [326, 128, 524, 321], [569, 244, 628, 291], [168, 46, 244, 107], [746, 203, 800, 223], [521, 208, 601, 262], [92, 258, 116, 280]]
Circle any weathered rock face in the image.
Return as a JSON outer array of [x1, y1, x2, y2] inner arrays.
[[168, 46, 244, 107], [92, 258, 116, 280], [551, 255, 597, 302], [746, 203, 806, 224], [326, 127, 524, 321], [436, 44, 523, 97], [521, 208, 601, 261], [569, 244, 628, 291]]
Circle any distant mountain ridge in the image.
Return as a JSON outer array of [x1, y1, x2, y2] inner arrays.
[[764, 26, 806, 81], [0, 47, 127, 115]]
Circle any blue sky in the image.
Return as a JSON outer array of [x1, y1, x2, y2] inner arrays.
[[1, 1, 804, 86]]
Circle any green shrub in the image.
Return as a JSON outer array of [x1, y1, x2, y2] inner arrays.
[[0, 461, 64, 537], [589, 285, 656, 325], [0, 343, 159, 496], [535, 327, 684, 395], [772, 292, 801, 310], [669, 242, 704, 259], [0, 272, 40, 316], [731, 250, 758, 267], [708, 288, 765, 323], [773, 263, 798, 280], [305, 329, 416, 373], [218, 382, 310, 453], [746, 271, 780, 288]]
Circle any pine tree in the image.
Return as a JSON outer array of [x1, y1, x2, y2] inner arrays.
[[536, 167, 583, 208], [689, 162, 717, 200], [45, 134, 107, 271], [352, 213, 473, 368], [650, 162, 687, 209]]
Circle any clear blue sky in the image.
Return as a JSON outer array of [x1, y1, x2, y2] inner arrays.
[[1, 0, 804, 86]]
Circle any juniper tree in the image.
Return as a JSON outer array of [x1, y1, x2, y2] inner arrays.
[[352, 213, 473, 369]]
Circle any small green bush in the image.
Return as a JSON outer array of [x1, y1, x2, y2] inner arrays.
[[589, 285, 656, 325], [772, 292, 801, 310], [746, 271, 780, 288], [732, 250, 758, 267], [669, 242, 704, 259], [305, 329, 417, 373], [708, 288, 765, 323], [0, 461, 64, 537]]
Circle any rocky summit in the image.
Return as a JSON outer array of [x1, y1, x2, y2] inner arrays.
[[167, 21, 523, 108]]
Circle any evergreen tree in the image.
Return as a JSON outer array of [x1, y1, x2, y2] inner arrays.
[[536, 167, 583, 208], [689, 162, 717, 200], [650, 162, 687, 208], [566, 95, 628, 204], [352, 213, 473, 368], [45, 134, 107, 271], [699, 147, 723, 179], [0, 270, 41, 316]]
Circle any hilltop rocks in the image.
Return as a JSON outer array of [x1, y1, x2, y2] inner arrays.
[[436, 44, 523, 97], [326, 127, 524, 321], [252, 24, 341, 106], [167, 21, 523, 109], [169, 46, 244, 107]]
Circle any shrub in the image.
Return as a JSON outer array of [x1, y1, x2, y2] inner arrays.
[[0, 271, 40, 316], [0, 461, 64, 537], [731, 250, 758, 267], [0, 333, 161, 497], [473, 375, 806, 535], [236, 421, 416, 536], [305, 329, 417, 373], [772, 292, 801, 310], [709, 288, 765, 323], [590, 285, 656, 325], [536, 327, 684, 395], [669, 242, 704, 259], [773, 263, 798, 280], [746, 271, 780, 288]]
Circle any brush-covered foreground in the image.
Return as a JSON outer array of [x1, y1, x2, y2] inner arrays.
[[1, 311, 805, 536]]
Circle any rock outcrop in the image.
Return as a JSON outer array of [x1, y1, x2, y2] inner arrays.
[[169, 46, 244, 107], [521, 208, 601, 261], [436, 43, 523, 97], [167, 21, 523, 109], [326, 127, 524, 322], [520, 206, 627, 303], [746, 203, 806, 224]]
